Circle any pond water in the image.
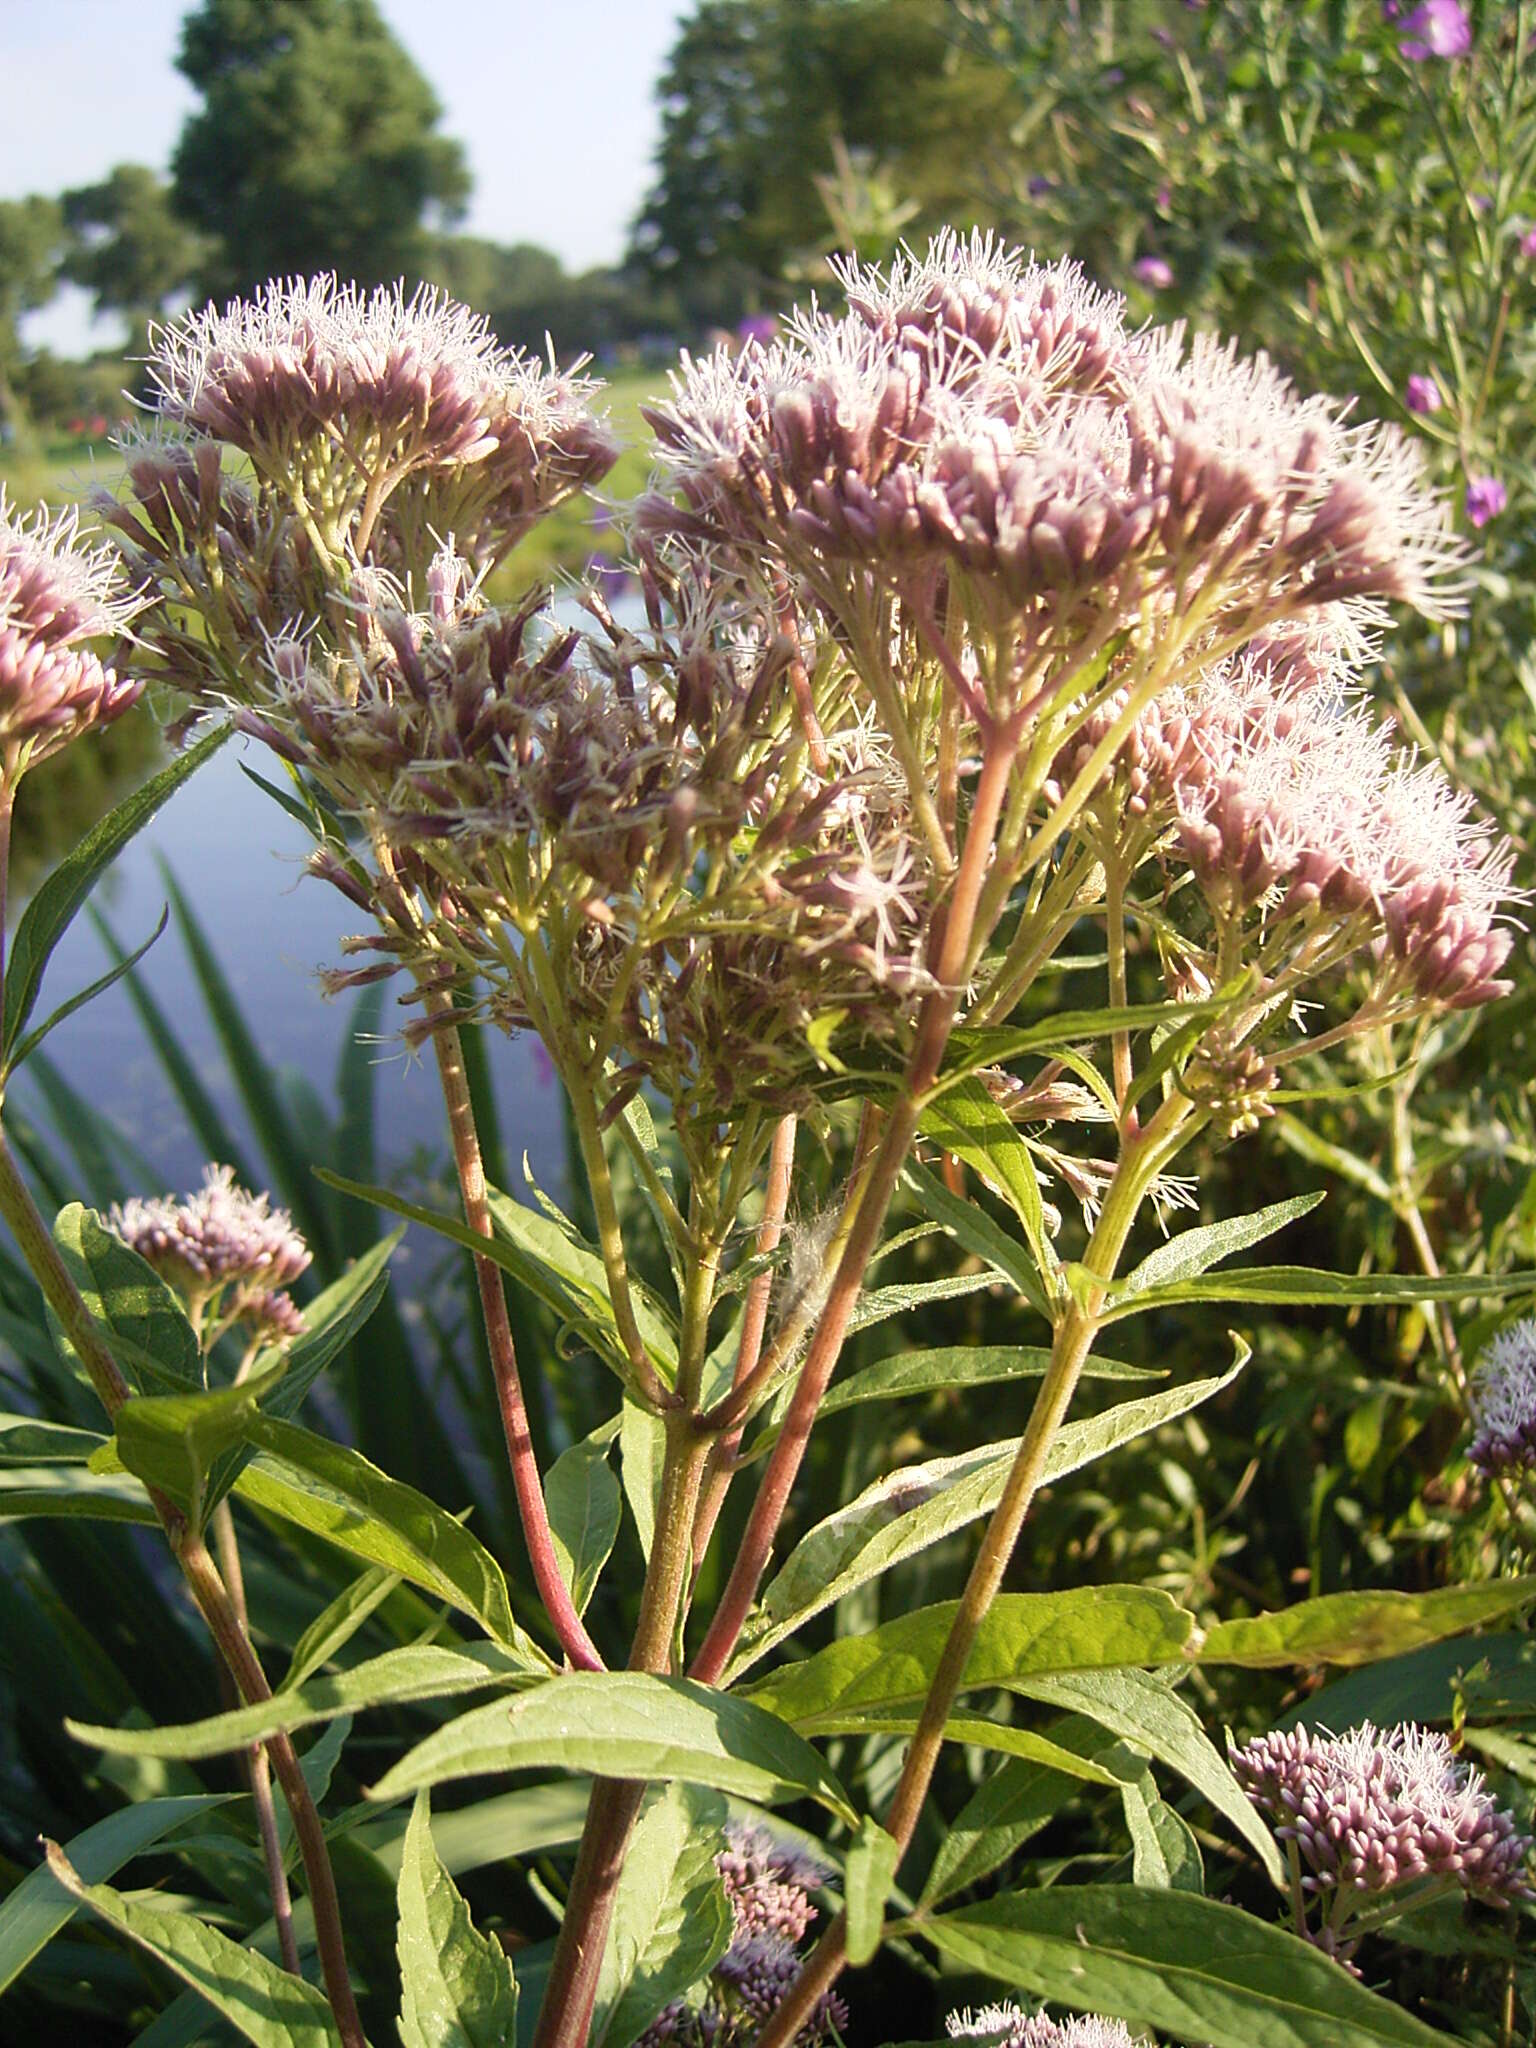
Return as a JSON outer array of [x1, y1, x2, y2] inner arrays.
[[12, 732, 568, 1211]]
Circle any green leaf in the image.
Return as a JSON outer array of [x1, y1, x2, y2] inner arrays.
[[1122, 1764, 1204, 1892], [734, 1362, 1243, 1675], [592, 1783, 732, 2048], [0, 1464, 156, 1524], [546, 1425, 622, 1617], [818, 1343, 1162, 1419], [236, 1415, 543, 1658], [2, 722, 228, 1062], [6, 905, 169, 1073], [316, 1170, 678, 1382], [397, 1793, 519, 2048], [913, 1090, 1053, 1311], [943, 997, 1224, 1084], [845, 1268, 1007, 1334], [51, 1204, 200, 1392], [1115, 1192, 1325, 1297], [44, 1843, 340, 2046], [919, 1720, 1139, 1907], [1281, 1632, 1536, 1734], [1016, 1668, 1283, 1889], [113, 1356, 288, 1532], [368, 1673, 858, 1825], [923, 1886, 1462, 2048], [0, 1795, 232, 1994], [285, 1566, 404, 1688], [1097, 1263, 1536, 1322], [0, 1415, 106, 1464], [843, 1817, 901, 1968], [740, 1588, 1195, 1731], [67, 1643, 531, 1761], [1200, 1578, 1536, 1669]]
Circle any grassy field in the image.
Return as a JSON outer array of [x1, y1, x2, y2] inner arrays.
[[0, 363, 666, 587]]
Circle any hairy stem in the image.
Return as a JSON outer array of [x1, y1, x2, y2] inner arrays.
[[755, 1094, 1194, 2048], [428, 1010, 605, 1671], [0, 1131, 366, 2045], [564, 1064, 674, 1412]]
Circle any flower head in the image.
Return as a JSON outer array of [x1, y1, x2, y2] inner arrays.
[[1231, 1721, 1533, 1932], [1132, 254, 1174, 290], [1404, 373, 1442, 415], [0, 491, 144, 772], [110, 1165, 311, 1318], [1520, 226, 1536, 259], [1398, 0, 1473, 59], [947, 2006, 1147, 2048], [1468, 1319, 1536, 1476], [1465, 474, 1507, 527]]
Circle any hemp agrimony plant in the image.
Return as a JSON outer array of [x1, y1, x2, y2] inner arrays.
[[1, 239, 1534, 2048]]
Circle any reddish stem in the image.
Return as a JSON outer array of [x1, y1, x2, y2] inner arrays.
[[429, 1012, 605, 1672]]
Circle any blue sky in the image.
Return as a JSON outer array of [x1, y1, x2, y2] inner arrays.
[[1, 0, 691, 350]]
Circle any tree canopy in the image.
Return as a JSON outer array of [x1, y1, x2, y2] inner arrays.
[[61, 165, 208, 336], [171, 0, 470, 296]]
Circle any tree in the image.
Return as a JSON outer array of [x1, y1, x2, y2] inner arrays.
[[171, 0, 470, 297], [61, 165, 207, 341], [0, 195, 64, 439], [630, 0, 1010, 322]]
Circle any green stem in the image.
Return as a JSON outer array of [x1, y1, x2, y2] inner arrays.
[[753, 1094, 1195, 2048], [565, 1069, 674, 1412]]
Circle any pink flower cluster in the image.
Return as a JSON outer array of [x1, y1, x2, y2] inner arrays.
[[948, 2007, 1146, 2048], [1231, 1721, 1533, 1909], [109, 1164, 310, 1342], [0, 491, 143, 773], [1467, 1318, 1536, 1478]]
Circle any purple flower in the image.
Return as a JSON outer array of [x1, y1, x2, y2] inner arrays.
[[1132, 254, 1174, 290], [737, 312, 778, 347], [1468, 1319, 1536, 1476], [1027, 174, 1056, 198], [1404, 373, 1442, 415], [1520, 226, 1536, 257], [1465, 474, 1507, 526], [1398, 0, 1473, 59]]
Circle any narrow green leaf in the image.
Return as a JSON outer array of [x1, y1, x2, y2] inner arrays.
[[1017, 1668, 1282, 1889], [51, 1204, 200, 1392], [619, 1398, 664, 1564], [1280, 1633, 1536, 1735], [0, 1415, 106, 1464], [67, 1643, 530, 1761], [285, 1566, 404, 1688], [545, 1425, 622, 1617], [913, 1091, 1054, 1311], [592, 1783, 732, 2048], [1200, 1578, 1536, 1670], [6, 905, 169, 1074], [1116, 1192, 1325, 1297], [44, 1844, 339, 2047], [114, 1356, 288, 1531], [0, 1795, 231, 1994], [368, 1673, 858, 1825], [1122, 1764, 1204, 1892], [237, 1415, 542, 1658], [815, 1343, 1162, 1423], [923, 1886, 1462, 2048], [0, 1464, 155, 1523], [735, 1362, 1243, 1675], [845, 1268, 1005, 1333], [843, 1817, 901, 1967], [1098, 1263, 1536, 1322], [397, 1794, 519, 2048], [943, 997, 1224, 1083], [920, 1720, 1138, 1907], [2, 723, 228, 1060], [740, 1588, 1195, 1730]]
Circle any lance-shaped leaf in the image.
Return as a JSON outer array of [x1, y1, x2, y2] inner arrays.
[[844, 1816, 901, 1968], [0, 1795, 232, 1994], [1121, 1764, 1204, 1892], [2, 721, 228, 1061], [740, 1588, 1195, 1730], [6, 905, 169, 1075], [591, 1783, 733, 2048], [397, 1794, 518, 2048], [1279, 1632, 1536, 1735], [733, 1361, 1244, 1676], [905, 1125, 1052, 1317], [922, 1886, 1463, 2048], [0, 1464, 156, 1524], [285, 1565, 404, 1689], [545, 1424, 622, 1617], [43, 1844, 339, 2047], [0, 1415, 107, 1464], [368, 1672, 858, 1825], [1199, 1578, 1536, 1669], [113, 1355, 289, 1532], [1115, 1192, 1326, 1297], [1096, 1262, 1536, 1322], [66, 1643, 532, 1761], [818, 1343, 1162, 1420]]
